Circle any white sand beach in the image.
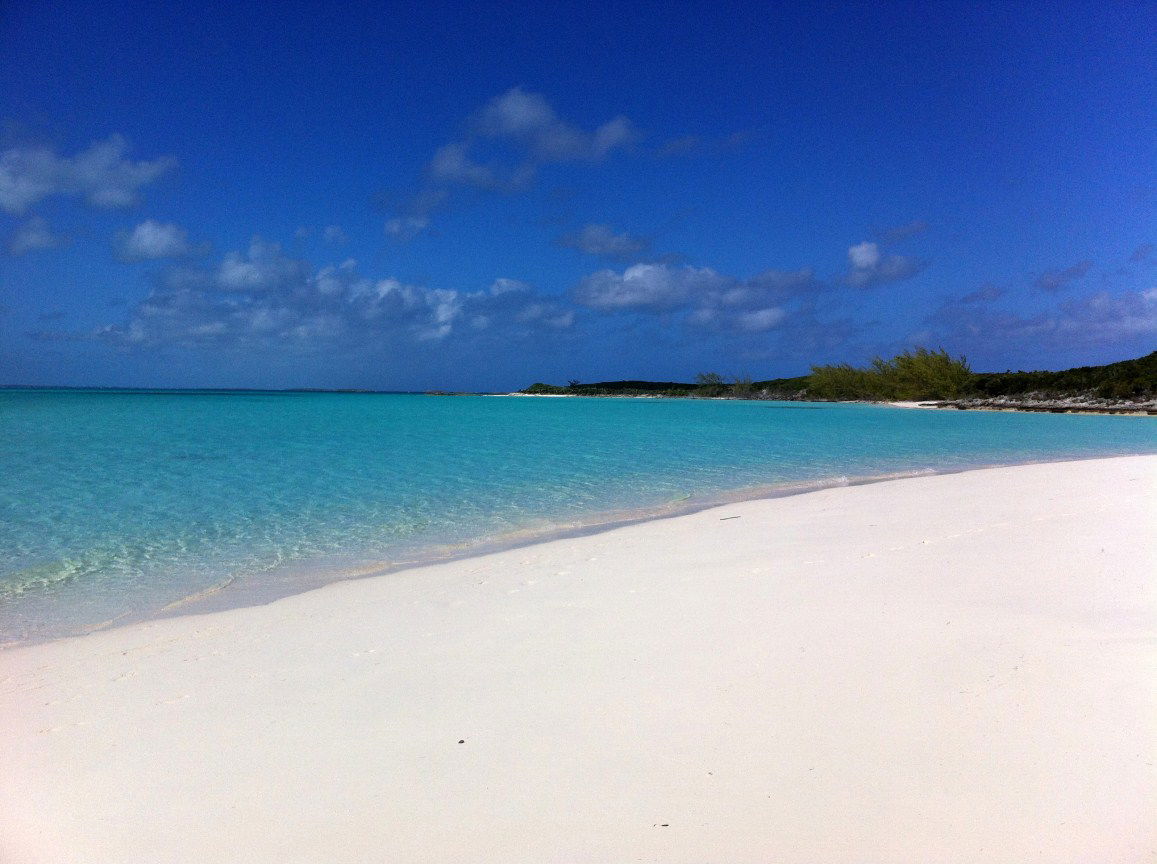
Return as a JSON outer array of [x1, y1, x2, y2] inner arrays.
[[1, 456, 1154, 863]]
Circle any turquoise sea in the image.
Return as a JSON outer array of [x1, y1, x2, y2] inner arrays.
[[1, 389, 1154, 642]]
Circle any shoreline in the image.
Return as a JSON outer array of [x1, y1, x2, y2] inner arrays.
[[888, 399, 1157, 416], [6, 451, 1153, 648], [510, 391, 1157, 415], [2, 456, 1153, 862]]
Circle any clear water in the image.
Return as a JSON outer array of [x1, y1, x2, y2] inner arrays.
[[1, 389, 1153, 642]]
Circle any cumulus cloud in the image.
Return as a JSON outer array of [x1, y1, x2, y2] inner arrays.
[[691, 267, 826, 335], [735, 307, 787, 332], [118, 220, 191, 261], [427, 142, 504, 190], [930, 289, 1157, 350], [474, 88, 635, 162], [0, 135, 175, 214], [216, 238, 310, 292], [572, 261, 818, 336], [558, 223, 650, 259], [701, 268, 819, 311], [488, 277, 532, 295], [74, 240, 574, 350], [7, 215, 66, 255], [1070, 289, 1157, 341], [574, 263, 727, 311], [322, 225, 347, 245], [1034, 260, 1091, 293], [848, 241, 880, 270], [384, 216, 430, 241], [389, 89, 637, 240], [514, 302, 575, 329], [845, 241, 925, 288]]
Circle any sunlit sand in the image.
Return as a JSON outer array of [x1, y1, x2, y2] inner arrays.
[[1, 456, 1153, 863]]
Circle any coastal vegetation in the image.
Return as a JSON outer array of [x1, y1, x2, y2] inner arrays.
[[807, 348, 972, 401], [521, 349, 1157, 406], [968, 351, 1157, 401]]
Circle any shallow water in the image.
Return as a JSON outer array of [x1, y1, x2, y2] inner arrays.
[[1, 389, 1153, 641]]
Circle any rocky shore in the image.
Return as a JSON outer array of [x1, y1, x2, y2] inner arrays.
[[909, 393, 1157, 416]]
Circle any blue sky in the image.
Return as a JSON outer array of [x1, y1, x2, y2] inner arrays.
[[1, 0, 1153, 390]]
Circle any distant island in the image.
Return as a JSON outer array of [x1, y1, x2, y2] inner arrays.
[[520, 348, 1157, 415]]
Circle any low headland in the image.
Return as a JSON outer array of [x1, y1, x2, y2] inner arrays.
[[520, 348, 1157, 414]]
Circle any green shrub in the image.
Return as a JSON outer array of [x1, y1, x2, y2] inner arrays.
[[522, 382, 568, 395], [808, 363, 883, 400], [969, 351, 1156, 400], [730, 375, 754, 397], [809, 348, 971, 401], [694, 371, 728, 397]]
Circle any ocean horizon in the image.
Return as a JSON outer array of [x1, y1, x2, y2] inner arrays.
[[2, 388, 1153, 643]]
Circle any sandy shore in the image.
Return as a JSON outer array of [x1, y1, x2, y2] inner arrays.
[[2, 457, 1154, 863]]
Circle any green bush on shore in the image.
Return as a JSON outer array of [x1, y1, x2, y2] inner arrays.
[[809, 348, 972, 401], [523, 382, 569, 395], [969, 351, 1157, 400]]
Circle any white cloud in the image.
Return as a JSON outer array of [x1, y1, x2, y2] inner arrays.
[[488, 277, 532, 295], [515, 302, 574, 329], [558, 223, 649, 259], [0, 135, 175, 214], [118, 220, 190, 260], [931, 289, 1157, 349], [384, 215, 430, 241], [216, 238, 309, 292], [848, 241, 880, 270], [572, 260, 824, 337], [7, 215, 66, 255], [1065, 290, 1157, 340], [83, 243, 577, 350], [427, 142, 502, 189], [591, 117, 635, 158], [315, 259, 362, 297], [474, 88, 635, 163], [688, 267, 820, 332], [574, 263, 727, 310], [735, 307, 786, 332], [686, 306, 720, 327], [846, 240, 925, 287], [389, 89, 637, 240]]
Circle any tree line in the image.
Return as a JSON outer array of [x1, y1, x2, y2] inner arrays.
[[522, 349, 1156, 402]]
